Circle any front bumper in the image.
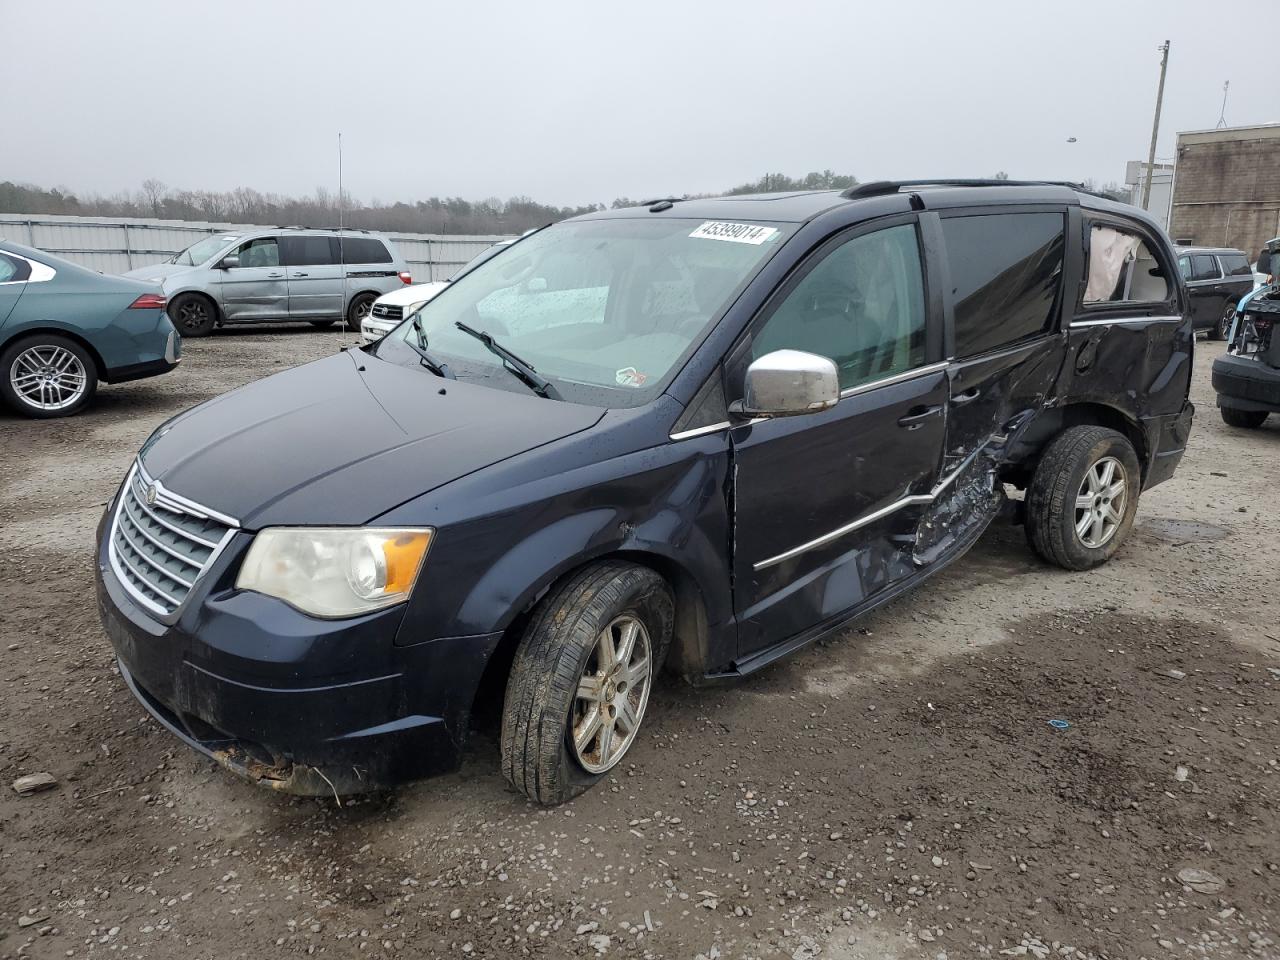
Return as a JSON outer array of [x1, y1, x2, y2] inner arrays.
[[1212, 352, 1280, 413], [360, 317, 398, 344], [95, 509, 502, 796]]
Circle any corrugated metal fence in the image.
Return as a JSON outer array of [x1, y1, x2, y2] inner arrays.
[[0, 214, 513, 282]]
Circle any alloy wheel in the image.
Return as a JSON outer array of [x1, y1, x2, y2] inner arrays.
[[9, 344, 88, 411], [175, 299, 209, 333], [1218, 305, 1235, 340], [570, 615, 653, 774], [1074, 456, 1127, 549]]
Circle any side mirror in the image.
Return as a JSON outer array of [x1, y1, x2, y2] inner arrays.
[[217, 255, 239, 270], [735, 349, 839, 418]]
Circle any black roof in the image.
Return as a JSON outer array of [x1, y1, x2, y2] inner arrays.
[[578, 180, 1164, 232]]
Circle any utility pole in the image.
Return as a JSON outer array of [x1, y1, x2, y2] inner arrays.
[[1142, 40, 1170, 210]]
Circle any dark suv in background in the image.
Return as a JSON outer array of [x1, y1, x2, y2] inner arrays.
[[1176, 246, 1255, 339], [97, 180, 1194, 805]]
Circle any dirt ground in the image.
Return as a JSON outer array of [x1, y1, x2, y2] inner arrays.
[[1, 327, 1278, 960]]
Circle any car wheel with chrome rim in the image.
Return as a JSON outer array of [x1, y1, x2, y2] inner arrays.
[[1025, 425, 1141, 571], [501, 561, 673, 805], [1, 333, 98, 419], [1213, 303, 1235, 341]]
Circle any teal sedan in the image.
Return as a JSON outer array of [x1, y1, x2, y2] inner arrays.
[[0, 240, 180, 417]]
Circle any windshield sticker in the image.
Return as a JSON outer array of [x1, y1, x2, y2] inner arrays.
[[615, 367, 648, 388], [689, 221, 779, 245]]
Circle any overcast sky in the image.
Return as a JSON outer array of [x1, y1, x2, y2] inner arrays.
[[2, 0, 1272, 208]]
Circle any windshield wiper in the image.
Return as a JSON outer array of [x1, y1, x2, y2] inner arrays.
[[454, 321, 561, 400], [408, 315, 454, 379]]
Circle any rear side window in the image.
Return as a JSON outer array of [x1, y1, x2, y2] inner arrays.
[[1083, 224, 1171, 305], [941, 212, 1065, 358], [337, 237, 392, 264], [282, 236, 337, 266], [0, 253, 31, 283], [1221, 253, 1253, 277], [1191, 255, 1219, 281]]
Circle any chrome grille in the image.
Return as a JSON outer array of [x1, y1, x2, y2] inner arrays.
[[107, 463, 238, 619], [370, 303, 403, 321]]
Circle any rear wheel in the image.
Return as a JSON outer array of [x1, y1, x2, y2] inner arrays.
[[1221, 406, 1269, 429], [1, 334, 97, 418], [501, 562, 673, 806], [1212, 302, 1235, 341], [1026, 426, 1141, 571], [168, 293, 217, 337], [345, 293, 376, 334]]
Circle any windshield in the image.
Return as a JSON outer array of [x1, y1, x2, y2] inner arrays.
[[376, 217, 792, 406], [171, 235, 239, 266]]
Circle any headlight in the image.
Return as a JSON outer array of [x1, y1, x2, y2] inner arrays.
[[236, 527, 433, 618]]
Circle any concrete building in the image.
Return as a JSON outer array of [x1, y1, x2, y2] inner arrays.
[[1169, 122, 1280, 256], [1123, 160, 1174, 229]]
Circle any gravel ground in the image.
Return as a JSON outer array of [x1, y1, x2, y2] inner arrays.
[[1, 327, 1278, 960]]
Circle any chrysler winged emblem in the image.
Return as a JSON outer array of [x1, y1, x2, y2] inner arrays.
[[145, 484, 159, 506]]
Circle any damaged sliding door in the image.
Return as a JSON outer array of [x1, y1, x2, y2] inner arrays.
[[916, 209, 1070, 561]]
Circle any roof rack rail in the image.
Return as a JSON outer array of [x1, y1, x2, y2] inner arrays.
[[278, 225, 372, 233], [840, 179, 1084, 199]]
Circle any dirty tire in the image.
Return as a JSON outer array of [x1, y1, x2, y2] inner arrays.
[[168, 292, 217, 337], [345, 293, 376, 333], [1220, 406, 1268, 429], [1026, 426, 1141, 571], [500, 562, 673, 806], [1, 333, 98, 418]]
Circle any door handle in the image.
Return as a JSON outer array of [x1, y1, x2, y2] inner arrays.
[[897, 404, 943, 430], [291, 272, 308, 278], [951, 387, 981, 406], [266, 272, 284, 278]]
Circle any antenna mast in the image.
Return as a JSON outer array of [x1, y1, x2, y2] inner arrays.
[[1217, 81, 1230, 129]]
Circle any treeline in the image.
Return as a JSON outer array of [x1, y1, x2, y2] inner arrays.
[[0, 170, 864, 235]]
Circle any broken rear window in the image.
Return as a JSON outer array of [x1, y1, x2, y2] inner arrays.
[[1084, 225, 1170, 304]]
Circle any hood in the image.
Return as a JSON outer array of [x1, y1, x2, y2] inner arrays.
[[123, 262, 196, 282], [139, 351, 605, 528], [375, 280, 449, 308]]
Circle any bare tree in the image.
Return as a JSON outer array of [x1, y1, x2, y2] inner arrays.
[[140, 179, 168, 218]]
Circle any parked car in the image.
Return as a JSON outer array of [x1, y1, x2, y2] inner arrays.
[[1175, 245, 1255, 339], [1212, 237, 1280, 428], [362, 281, 449, 344], [124, 228, 412, 336], [96, 181, 1194, 804], [362, 240, 516, 343], [0, 239, 179, 418]]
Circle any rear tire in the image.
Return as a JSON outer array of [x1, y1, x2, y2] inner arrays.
[[1025, 426, 1141, 571], [345, 293, 376, 334], [1212, 302, 1235, 341], [1, 333, 98, 418], [168, 293, 217, 337], [500, 562, 673, 806], [1221, 407, 1269, 429]]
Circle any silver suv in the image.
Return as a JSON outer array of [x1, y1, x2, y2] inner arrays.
[[124, 228, 412, 336]]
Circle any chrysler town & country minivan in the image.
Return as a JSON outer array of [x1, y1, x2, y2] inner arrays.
[[96, 181, 1194, 804]]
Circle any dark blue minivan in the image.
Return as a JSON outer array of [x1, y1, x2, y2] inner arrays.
[[96, 182, 1194, 804]]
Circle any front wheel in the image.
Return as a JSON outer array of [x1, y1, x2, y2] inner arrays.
[[1026, 426, 1141, 571], [168, 293, 217, 337], [1221, 407, 1269, 429], [1, 334, 98, 418], [501, 562, 673, 805]]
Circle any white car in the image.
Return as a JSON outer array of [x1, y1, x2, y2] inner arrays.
[[362, 239, 518, 343], [361, 281, 449, 344]]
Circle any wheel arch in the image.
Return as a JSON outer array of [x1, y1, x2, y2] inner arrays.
[[1009, 402, 1149, 485], [467, 547, 712, 735], [0, 325, 106, 382]]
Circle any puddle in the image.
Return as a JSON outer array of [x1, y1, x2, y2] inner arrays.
[[1140, 517, 1232, 543]]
